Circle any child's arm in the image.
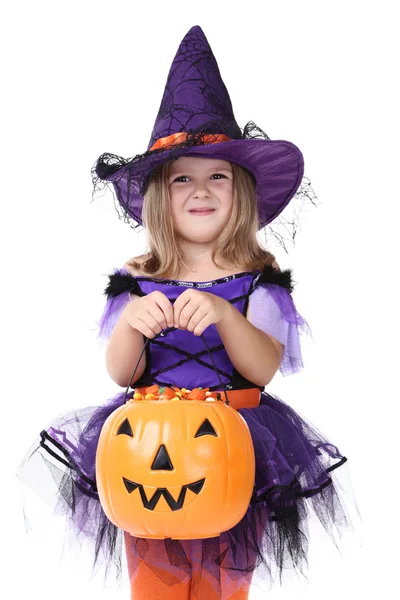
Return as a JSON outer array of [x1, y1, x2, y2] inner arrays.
[[97, 262, 147, 387], [216, 302, 284, 387], [105, 299, 147, 387]]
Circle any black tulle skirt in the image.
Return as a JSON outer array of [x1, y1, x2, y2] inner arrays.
[[16, 388, 362, 594]]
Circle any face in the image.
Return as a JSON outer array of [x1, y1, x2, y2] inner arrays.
[[167, 156, 233, 244]]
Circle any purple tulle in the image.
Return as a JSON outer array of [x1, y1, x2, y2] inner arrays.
[[247, 283, 311, 376], [16, 388, 358, 593], [95, 287, 132, 342]]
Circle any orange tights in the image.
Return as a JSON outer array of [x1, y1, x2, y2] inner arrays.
[[124, 532, 255, 600]]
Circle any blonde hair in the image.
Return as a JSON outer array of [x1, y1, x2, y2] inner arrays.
[[126, 158, 277, 279]]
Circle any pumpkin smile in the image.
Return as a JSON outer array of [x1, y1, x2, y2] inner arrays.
[[122, 477, 206, 511]]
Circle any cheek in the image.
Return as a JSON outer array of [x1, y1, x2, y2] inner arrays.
[[219, 181, 233, 197], [220, 188, 233, 210], [168, 196, 181, 217], [171, 202, 190, 223], [169, 188, 185, 206]]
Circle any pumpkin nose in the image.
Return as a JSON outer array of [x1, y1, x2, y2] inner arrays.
[[151, 444, 174, 470]]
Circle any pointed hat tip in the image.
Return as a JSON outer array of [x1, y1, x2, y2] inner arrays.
[[186, 24, 205, 36]]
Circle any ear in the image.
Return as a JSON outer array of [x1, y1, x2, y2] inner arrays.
[[271, 260, 281, 271]]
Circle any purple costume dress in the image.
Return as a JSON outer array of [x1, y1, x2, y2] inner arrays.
[[16, 263, 355, 594]]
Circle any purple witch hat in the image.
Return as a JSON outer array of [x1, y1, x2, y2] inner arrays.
[[92, 25, 313, 237]]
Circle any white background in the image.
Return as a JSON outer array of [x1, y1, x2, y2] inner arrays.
[[3, 0, 398, 597]]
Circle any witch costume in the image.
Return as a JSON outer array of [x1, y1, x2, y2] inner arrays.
[[16, 24, 360, 598]]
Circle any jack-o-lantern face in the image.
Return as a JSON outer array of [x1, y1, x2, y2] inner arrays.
[[119, 416, 216, 511], [96, 400, 255, 540]]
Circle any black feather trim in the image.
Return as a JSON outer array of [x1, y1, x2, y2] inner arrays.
[[253, 265, 294, 294], [104, 272, 144, 299], [104, 264, 294, 300]]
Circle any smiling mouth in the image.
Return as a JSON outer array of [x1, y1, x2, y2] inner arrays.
[[122, 477, 206, 511]]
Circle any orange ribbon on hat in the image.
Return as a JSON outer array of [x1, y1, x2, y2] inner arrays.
[[150, 132, 232, 151]]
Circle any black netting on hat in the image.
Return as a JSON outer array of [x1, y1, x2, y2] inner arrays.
[[91, 120, 320, 254]]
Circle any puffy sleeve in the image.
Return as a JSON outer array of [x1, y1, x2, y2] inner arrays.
[[247, 284, 312, 376], [95, 290, 132, 343], [94, 266, 140, 343]]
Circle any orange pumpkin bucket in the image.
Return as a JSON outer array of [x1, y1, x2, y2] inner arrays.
[[95, 334, 256, 540]]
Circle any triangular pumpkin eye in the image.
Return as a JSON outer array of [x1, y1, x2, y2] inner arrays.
[[195, 418, 217, 438], [116, 417, 133, 437]]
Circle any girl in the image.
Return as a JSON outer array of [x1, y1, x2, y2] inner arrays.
[[16, 24, 358, 599]]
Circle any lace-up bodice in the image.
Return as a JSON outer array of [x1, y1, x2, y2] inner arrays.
[[97, 265, 310, 389]]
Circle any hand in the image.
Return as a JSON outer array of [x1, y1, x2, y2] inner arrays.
[[123, 291, 174, 338], [173, 289, 230, 336]]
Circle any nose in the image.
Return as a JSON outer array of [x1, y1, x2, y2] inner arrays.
[[194, 189, 210, 199], [151, 444, 174, 470], [192, 178, 212, 197]]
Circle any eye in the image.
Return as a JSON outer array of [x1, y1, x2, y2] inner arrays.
[[172, 173, 227, 183], [116, 418, 133, 437], [194, 418, 218, 438]]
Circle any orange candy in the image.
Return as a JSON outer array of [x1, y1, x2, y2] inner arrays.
[[133, 385, 225, 402]]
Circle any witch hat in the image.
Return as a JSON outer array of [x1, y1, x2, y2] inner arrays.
[[92, 25, 313, 237]]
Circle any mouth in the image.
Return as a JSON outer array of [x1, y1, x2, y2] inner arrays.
[[122, 477, 206, 511], [189, 209, 216, 215]]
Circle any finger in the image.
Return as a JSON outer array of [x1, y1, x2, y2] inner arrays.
[[173, 289, 193, 326], [146, 310, 165, 333], [176, 303, 197, 329], [173, 297, 182, 327], [153, 292, 174, 328], [186, 307, 204, 332], [158, 298, 174, 328], [152, 300, 171, 329], [192, 315, 210, 336], [137, 317, 159, 339]]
